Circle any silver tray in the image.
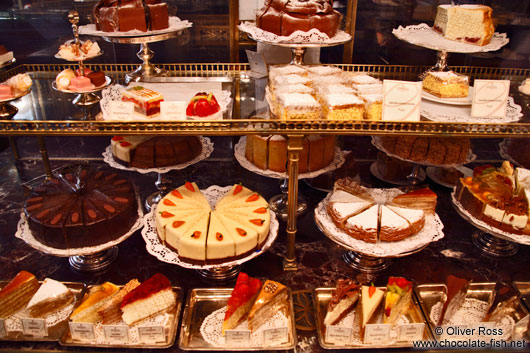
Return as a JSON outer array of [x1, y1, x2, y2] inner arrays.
[[0, 281, 86, 341], [514, 282, 530, 312], [59, 285, 182, 349], [178, 288, 297, 351], [314, 287, 432, 349]]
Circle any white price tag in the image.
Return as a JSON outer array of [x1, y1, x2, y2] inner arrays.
[[382, 80, 422, 122], [364, 324, 391, 344], [471, 80, 510, 118], [225, 329, 251, 347], [69, 322, 95, 341], [263, 327, 288, 346], [160, 101, 186, 120], [21, 318, 47, 337], [110, 101, 134, 120], [137, 326, 165, 344], [103, 325, 129, 344], [245, 50, 268, 78], [398, 323, 425, 341], [325, 325, 352, 345], [0, 319, 6, 338]]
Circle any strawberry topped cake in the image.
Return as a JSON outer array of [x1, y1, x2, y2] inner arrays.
[[222, 272, 262, 334], [186, 92, 222, 120]]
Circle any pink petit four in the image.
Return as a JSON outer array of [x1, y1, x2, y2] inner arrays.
[[0, 84, 13, 99], [68, 76, 95, 92]]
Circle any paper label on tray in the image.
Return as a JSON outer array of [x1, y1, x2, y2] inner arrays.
[[325, 325, 352, 345], [513, 314, 529, 340], [110, 101, 134, 120], [21, 318, 47, 337], [364, 323, 391, 344], [69, 322, 95, 341], [138, 325, 165, 343], [246, 50, 268, 78], [263, 327, 288, 346], [0, 319, 6, 338], [382, 80, 421, 122], [160, 101, 186, 120], [103, 325, 129, 344], [225, 329, 251, 347], [471, 80, 510, 118], [398, 323, 425, 341]]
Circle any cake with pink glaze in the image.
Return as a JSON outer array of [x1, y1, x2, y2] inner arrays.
[[68, 76, 95, 91], [0, 84, 13, 99]]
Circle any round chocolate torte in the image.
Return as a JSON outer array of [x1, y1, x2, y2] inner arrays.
[[24, 165, 138, 249]]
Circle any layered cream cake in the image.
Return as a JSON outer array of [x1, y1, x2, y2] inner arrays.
[[0, 271, 39, 318], [70, 282, 120, 323], [423, 71, 469, 98], [247, 280, 288, 332], [121, 86, 163, 117], [278, 92, 321, 120], [433, 4, 494, 46], [322, 93, 365, 120], [324, 279, 360, 326], [97, 279, 140, 324], [27, 278, 74, 318]]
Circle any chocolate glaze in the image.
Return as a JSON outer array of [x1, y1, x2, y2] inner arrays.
[[94, 0, 168, 32]]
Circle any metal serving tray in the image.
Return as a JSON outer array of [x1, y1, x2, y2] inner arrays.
[[59, 285, 182, 349], [313, 287, 432, 349], [514, 282, 530, 312], [178, 288, 297, 351], [0, 281, 86, 342]]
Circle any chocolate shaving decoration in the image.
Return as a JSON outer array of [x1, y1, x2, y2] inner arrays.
[[327, 279, 360, 311]]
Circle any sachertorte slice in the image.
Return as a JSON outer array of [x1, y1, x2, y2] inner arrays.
[[97, 279, 140, 324], [27, 278, 74, 318], [222, 272, 262, 334], [70, 282, 119, 323], [384, 277, 413, 325], [121, 273, 176, 326], [361, 285, 384, 328], [438, 275, 470, 326], [323, 279, 360, 326], [248, 280, 288, 332], [0, 271, 39, 318]]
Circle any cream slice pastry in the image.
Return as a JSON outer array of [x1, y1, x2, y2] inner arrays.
[[361, 285, 384, 328], [345, 204, 379, 243], [329, 201, 373, 223], [27, 278, 74, 318]]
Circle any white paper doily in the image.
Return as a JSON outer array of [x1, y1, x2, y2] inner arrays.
[[421, 96, 522, 123], [100, 84, 231, 121], [430, 299, 514, 341], [392, 24, 509, 53], [102, 136, 213, 174], [451, 192, 530, 246], [79, 17, 192, 37], [238, 22, 351, 45], [141, 185, 279, 269], [314, 189, 445, 257], [15, 195, 144, 257], [5, 303, 75, 334], [371, 136, 476, 168], [200, 306, 289, 347], [234, 136, 347, 180]]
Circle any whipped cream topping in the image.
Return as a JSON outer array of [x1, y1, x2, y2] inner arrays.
[[323, 93, 364, 107], [275, 83, 313, 95], [329, 190, 366, 203], [349, 74, 381, 85], [380, 205, 409, 229], [360, 93, 383, 103], [346, 204, 378, 229], [387, 205, 424, 224], [352, 83, 383, 94], [305, 65, 342, 76], [27, 278, 70, 308], [273, 74, 311, 87], [278, 93, 319, 108], [331, 201, 371, 220], [269, 65, 307, 80], [317, 83, 355, 95]]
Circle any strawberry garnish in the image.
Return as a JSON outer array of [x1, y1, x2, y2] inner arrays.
[[120, 141, 131, 147], [112, 136, 124, 141], [385, 308, 391, 317], [186, 92, 221, 117], [163, 199, 175, 206], [236, 272, 249, 284]]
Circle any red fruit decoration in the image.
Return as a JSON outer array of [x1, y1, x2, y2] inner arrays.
[[186, 92, 221, 117]]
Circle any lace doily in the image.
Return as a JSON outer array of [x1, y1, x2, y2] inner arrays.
[[79, 17, 192, 37], [141, 185, 279, 269], [200, 306, 289, 348], [498, 139, 524, 168], [314, 190, 445, 257], [5, 303, 75, 336], [102, 137, 213, 174], [371, 136, 476, 168], [100, 84, 231, 121], [238, 22, 351, 45], [430, 299, 514, 341], [234, 137, 347, 180], [392, 24, 509, 53], [15, 195, 144, 257], [451, 193, 530, 246], [327, 310, 410, 346], [421, 97, 522, 123]]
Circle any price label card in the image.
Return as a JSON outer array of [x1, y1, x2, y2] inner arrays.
[[471, 80, 510, 118], [325, 325, 352, 345], [382, 80, 422, 122], [0, 319, 6, 338], [103, 325, 129, 344], [364, 324, 391, 344], [160, 101, 186, 120], [263, 327, 288, 346], [246, 50, 268, 78], [398, 323, 425, 341], [21, 318, 47, 337], [225, 329, 251, 347], [69, 322, 95, 341], [109, 101, 134, 120], [138, 326, 165, 344]]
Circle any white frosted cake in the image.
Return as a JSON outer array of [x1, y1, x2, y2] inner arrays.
[[322, 93, 365, 120], [27, 278, 74, 318], [278, 93, 321, 120], [305, 65, 343, 76], [269, 65, 307, 81], [272, 74, 312, 89], [360, 93, 382, 120], [352, 83, 383, 95]]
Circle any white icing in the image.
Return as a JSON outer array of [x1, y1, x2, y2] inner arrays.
[[329, 190, 366, 203], [274, 84, 313, 95], [273, 74, 311, 87], [269, 65, 307, 80], [428, 71, 462, 79], [323, 93, 364, 107], [439, 4, 490, 10], [305, 65, 342, 76], [386, 205, 424, 224], [331, 201, 371, 220], [349, 75, 380, 85], [317, 84, 355, 95], [352, 83, 383, 94], [360, 94, 382, 103], [380, 205, 409, 229], [278, 93, 319, 108], [346, 204, 378, 229], [361, 286, 384, 328], [27, 278, 70, 309]]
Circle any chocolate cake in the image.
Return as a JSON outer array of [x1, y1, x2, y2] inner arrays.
[[87, 71, 106, 87], [93, 0, 169, 33], [24, 165, 138, 249], [256, 0, 341, 38]]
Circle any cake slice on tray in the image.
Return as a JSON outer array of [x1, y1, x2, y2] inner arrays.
[[390, 188, 437, 215], [0, 271, 39, 318], [248, 280, 289, 332], [438, 275, 470, 326], [384, 277, 413, 325], [323, 279, 360, 326], [360, 284, 384, 329], [27, 278, 74, 318], [70, 282, 119, 323], [121, 273, 176, 326], [222, 272, 262, 334], [97, 279, 140, 324]]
